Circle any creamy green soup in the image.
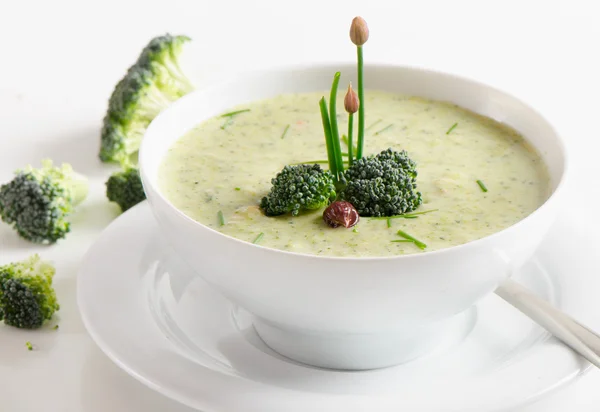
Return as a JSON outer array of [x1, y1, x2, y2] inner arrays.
[[159, 91, 549, 257]]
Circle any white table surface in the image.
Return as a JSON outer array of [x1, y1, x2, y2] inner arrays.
[[1, 0, 599, 410]]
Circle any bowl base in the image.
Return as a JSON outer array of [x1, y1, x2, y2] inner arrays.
[[252, 310, 477, 370]]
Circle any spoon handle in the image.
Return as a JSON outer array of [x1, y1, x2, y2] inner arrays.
[[495, 278, 600, 369]]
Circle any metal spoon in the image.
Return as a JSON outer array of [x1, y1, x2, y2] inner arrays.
[[496, 278, 600, 368]]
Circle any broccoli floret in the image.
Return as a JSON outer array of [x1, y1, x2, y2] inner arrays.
[[106, 167, 146, 212], [339, 148, 422, 217], [260, 164, 336, 216], [0, 255, 59, 329], [100, 34, 194, 166], [0, 160, 89, 243]]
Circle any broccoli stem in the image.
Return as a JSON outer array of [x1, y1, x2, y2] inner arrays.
[[328, 72, 344, 176], [356, 46, 365, 159], [319, 97, 338, 179], [70, 173, 90, 207], [347, 113, 354, 165]]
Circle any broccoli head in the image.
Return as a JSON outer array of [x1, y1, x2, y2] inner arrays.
[[106, 167, 146, 212], [0, 160, 89, 243], [260, 164, 336, 216], [0, 254, 59, 329], [339, 148, 422, 217], [100, 34, 194, 166]]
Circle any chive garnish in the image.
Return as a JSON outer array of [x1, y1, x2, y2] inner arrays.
[[390, 239, 413, 243], [25, 341, 33, 351], [341, 135, 358, 155], [386, 218, 392, 228], [281, 124, 291, 139], [476, 180, 488, 192], [446, 122, 458, 135], [396, 229, 427, 250], [52, 325, 59, 330], [347, 111, 355, 166], [220, 109, 250, 117], [319, 97, 337, 178], [220, 117, 233, 130], [290, 160, 350, 166], [353, 227, 359, 233], [220, 109, 250, 129], [344, 83, 359, 166], [234, 187, 241, 191], [365, 119, 382, 131], [253, 232, 265, 244], [217, 210, 226, 226], [329, 72, 345, 176], [371, 209, 438, 220], [374, 124, 393, 135], [355, 48, 366, 159]]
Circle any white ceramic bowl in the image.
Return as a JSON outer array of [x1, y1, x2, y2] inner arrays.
[[139, 64, 567, 370]]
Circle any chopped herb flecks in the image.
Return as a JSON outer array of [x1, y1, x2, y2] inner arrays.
[[446, 122, 458, 135], [220, 109, 250, 118], [290, 159, 350, 166], [25, 341, 33, 351], [281, 124, 291, 139], [235, 187, 241, 191], [374, 124, 393, 135], [365, 119, 382, 131], [387, 218, 392, 228], [217, 210, 226, 226], [253, 232, 265, 244], [476, 180, 488, 192]]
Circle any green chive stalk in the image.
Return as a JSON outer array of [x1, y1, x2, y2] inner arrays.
[[329, 72, 344, 176], [350, 17, 369, 159], [319, 97, 337, 178], [344, 83, 359, 165]]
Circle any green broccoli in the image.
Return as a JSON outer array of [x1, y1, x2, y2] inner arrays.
[[260, 164, 336, 216], [100, 34, 194, 166], [0, 255, 59, 329], [339, 148, 422, 217], [0, 160, 89, 243], [106, 167, 146, 212]]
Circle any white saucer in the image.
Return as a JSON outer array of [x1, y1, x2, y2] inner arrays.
[[77, 203, 597, 412]]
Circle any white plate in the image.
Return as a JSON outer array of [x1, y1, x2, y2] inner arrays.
[[77, 202, 596, 412]]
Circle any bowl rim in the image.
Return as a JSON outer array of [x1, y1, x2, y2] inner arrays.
[[139, 62, 569, 262]]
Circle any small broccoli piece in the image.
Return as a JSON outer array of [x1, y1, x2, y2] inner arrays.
[[0, 255, 59, 329], [339, 148, 422, 217], [260, 164, 336, 216], [100, 34, 194, 166], [0, 160, 89, 243], [106, 167, 146, 212]]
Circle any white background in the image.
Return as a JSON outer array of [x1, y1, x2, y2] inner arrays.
[[1, 0, 599, 410]]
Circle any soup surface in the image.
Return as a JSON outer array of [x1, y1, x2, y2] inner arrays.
[[159, 91, 550, 257]]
